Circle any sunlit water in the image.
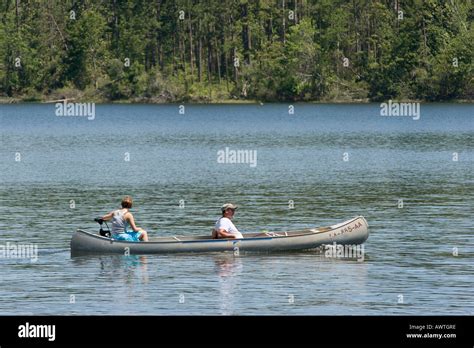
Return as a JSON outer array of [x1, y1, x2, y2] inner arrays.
[[0, 103, 472, 315]]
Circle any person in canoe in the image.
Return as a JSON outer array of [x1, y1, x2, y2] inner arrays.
[[100, 196, 149, 242], [212, 203, 244, 239]]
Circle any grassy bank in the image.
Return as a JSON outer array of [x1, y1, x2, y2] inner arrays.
[[2, 92, 472, 105]]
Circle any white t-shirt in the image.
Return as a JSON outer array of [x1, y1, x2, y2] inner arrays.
[[215, 217, 243, 239]]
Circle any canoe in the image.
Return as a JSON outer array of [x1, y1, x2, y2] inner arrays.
[[70, 216, 369, 256]]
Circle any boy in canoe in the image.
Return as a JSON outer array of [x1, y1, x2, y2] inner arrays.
[[212, 203, 244, 239], [100, 196, 149, 242]]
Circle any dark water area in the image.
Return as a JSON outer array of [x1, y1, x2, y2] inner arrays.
[[0, 103, 472, 314]]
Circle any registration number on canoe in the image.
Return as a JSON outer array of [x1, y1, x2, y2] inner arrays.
[[329, 221, 362, 238]]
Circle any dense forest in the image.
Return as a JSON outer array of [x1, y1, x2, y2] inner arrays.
[[0, 0, 473, 103]]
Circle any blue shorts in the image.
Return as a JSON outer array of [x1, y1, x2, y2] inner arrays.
[[113, 231, 142, 242]]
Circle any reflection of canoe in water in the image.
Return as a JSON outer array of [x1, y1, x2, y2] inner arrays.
[[70, 216, 369, 256]]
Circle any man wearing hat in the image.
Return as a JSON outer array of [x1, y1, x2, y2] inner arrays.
[[211, 203, 244, 239]]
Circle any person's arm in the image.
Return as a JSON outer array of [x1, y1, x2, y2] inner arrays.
[[216, 229, 237, 239], [101, 211, 115, 221], [215, 218, 236, 239], [125, 212, 144, 232]]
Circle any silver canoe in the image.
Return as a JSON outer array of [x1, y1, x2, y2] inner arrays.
[[70, 216, 369, 256]]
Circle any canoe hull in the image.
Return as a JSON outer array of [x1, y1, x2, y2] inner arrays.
[[70, 216, 369, 256]]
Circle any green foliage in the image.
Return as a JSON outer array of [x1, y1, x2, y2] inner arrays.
[[0, 0, 472, 102], [64, 8, 108, 89]]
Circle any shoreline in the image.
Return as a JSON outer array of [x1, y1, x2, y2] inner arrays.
[[1, 96, 472, 105]]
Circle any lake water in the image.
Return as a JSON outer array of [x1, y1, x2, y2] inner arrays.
[[0, 103, 472, 315]]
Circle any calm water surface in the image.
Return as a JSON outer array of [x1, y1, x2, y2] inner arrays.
[[0, 103, 472, 315]]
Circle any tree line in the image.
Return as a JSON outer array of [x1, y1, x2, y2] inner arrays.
[[0, 0, 473, 102]]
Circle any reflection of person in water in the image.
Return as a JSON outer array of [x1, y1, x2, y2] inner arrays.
[[215, 255, 243, 277], [98, 255, 149, 286], [214, 255, 243, 315]]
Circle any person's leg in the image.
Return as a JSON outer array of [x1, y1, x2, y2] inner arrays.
[[115, 233, 133, 241], [211, 229, 217, 239], [139, 230, 149, 242]]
